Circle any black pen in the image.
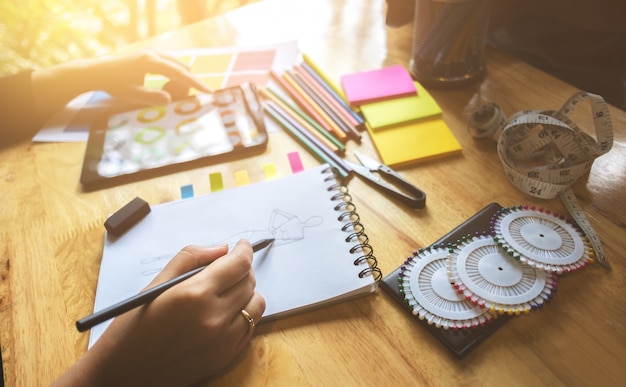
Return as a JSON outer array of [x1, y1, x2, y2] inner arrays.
[[76, 238, 274, 332]]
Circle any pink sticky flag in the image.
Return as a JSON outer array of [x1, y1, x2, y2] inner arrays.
[[288, 151, 304, 173]]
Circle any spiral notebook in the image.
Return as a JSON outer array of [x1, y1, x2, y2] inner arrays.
[[89, 164, 380, 346]]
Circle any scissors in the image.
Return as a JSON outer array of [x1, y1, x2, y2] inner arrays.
[[345, 152, 426, 209]]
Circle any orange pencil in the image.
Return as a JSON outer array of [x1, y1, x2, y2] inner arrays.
[[290, 71, 360, 143], [269, 71, 335, 139], [264, 87, 345, 151], [294, 65, 361, 142], [301, 54, 365, 129], [260, 88, 344, 155], [283, 71, 348, 143], [295, 65, 360, 128]]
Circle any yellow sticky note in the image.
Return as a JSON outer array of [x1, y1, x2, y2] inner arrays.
[[209, 172, 224, 192], [367, 117, 462, 166], [263, 163, 278, 180], [360, 82, 442, 130], [234, 170, 250, 186]]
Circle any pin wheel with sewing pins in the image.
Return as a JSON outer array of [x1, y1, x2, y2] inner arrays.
[[491, 205, 592, 274], [399, 244, 495, 330], [446, 234, 557, 316]]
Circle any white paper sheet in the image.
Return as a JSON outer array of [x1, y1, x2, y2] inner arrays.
[[89, 165, 376, 347]]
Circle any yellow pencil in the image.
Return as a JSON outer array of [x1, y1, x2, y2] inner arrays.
[[302, 53, 345, 99]]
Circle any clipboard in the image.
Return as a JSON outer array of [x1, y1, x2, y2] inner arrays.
[[79, 83, 268, 191]]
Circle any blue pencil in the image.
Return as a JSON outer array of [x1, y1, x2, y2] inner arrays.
[[300, 60, 365, 129], [265, 101, 352, 178], [290, 71, 361, 143]]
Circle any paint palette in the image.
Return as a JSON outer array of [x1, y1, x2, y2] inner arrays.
[[80, 83, 268, 190]]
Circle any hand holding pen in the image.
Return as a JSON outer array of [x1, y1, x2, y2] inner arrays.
[[76, 238, 274, 331], [54, 239, 270, 386]]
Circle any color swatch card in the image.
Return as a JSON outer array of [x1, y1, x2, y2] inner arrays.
[[340, 65, 416, 107], [367, 117, 462, 166], [34, 41, 299, 142], [359, 82, 442, 130]]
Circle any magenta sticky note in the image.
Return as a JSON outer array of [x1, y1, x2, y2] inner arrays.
[[340, 65, 416, 107], [288, 151, 304, 173]]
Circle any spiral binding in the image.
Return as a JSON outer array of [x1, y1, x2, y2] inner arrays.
[[322, 166, 382, 282]]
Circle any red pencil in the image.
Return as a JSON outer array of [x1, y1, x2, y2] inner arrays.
[[269, 70, 342, 142], [294, 66, 361, 142], [283, 71, 348, 143], [295, 65, 361, 130], [260, 88, 344, 155], [265, 101, 352, 177], [264, 87, 345, 151]]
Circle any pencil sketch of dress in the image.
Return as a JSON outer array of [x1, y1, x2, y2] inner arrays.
[[140, 209, 323, 276], [217, 208, 323, 247]]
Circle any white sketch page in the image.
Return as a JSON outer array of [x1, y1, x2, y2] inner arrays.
[[89, 164, 376, 347]]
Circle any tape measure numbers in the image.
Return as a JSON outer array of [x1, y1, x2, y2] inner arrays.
[[468, 92, 614, 269]]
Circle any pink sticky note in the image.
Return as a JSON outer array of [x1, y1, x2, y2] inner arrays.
[[340, 65, 416, 107], [288, 151, 304, 173]]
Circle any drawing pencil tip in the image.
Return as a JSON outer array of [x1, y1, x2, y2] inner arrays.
[[252, 238, 275, 252]]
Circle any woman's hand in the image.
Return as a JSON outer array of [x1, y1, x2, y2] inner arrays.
[[90, 50, 212, 106], [53, 239, 265, 386], [32, 50, 211, 120]]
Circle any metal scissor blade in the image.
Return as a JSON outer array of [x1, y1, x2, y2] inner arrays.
[[354, 152, 384, 170], [346, 154, 427, 209]]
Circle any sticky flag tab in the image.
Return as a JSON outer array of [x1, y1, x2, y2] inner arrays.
[[209, 172, 224, 192], [234, 170, 250, 186], [181, 184, 194, 199], [263, 163, 278, 180], [288, 151, 304, 173]]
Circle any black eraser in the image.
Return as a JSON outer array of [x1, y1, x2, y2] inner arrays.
[[104, 197, 151, 236]]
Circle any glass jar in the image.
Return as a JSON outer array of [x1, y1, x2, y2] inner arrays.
[[410, 0, 493, 88]]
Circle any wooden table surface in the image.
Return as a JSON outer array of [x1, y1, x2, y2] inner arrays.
[[1, 0, 625, 385]]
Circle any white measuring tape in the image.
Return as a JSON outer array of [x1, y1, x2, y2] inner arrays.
[[467, 91, 614, 269]]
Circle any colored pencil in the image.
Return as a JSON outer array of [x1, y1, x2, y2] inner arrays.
[[296, 64, 361, 128], [301, 54, 365, 128], [289, 71, 359, 142], [265, 87, 345, 151], [260, 87, 345, 155], [294, 65, 362, 142], [260, 88, 342, 155], [302, 54, 344, 99], [282, 71, 348, 143], [266, 100, 352, 175], [298, 62, 364, 129], [265, 102, 351, 178], [269, 70, 342, 142]]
